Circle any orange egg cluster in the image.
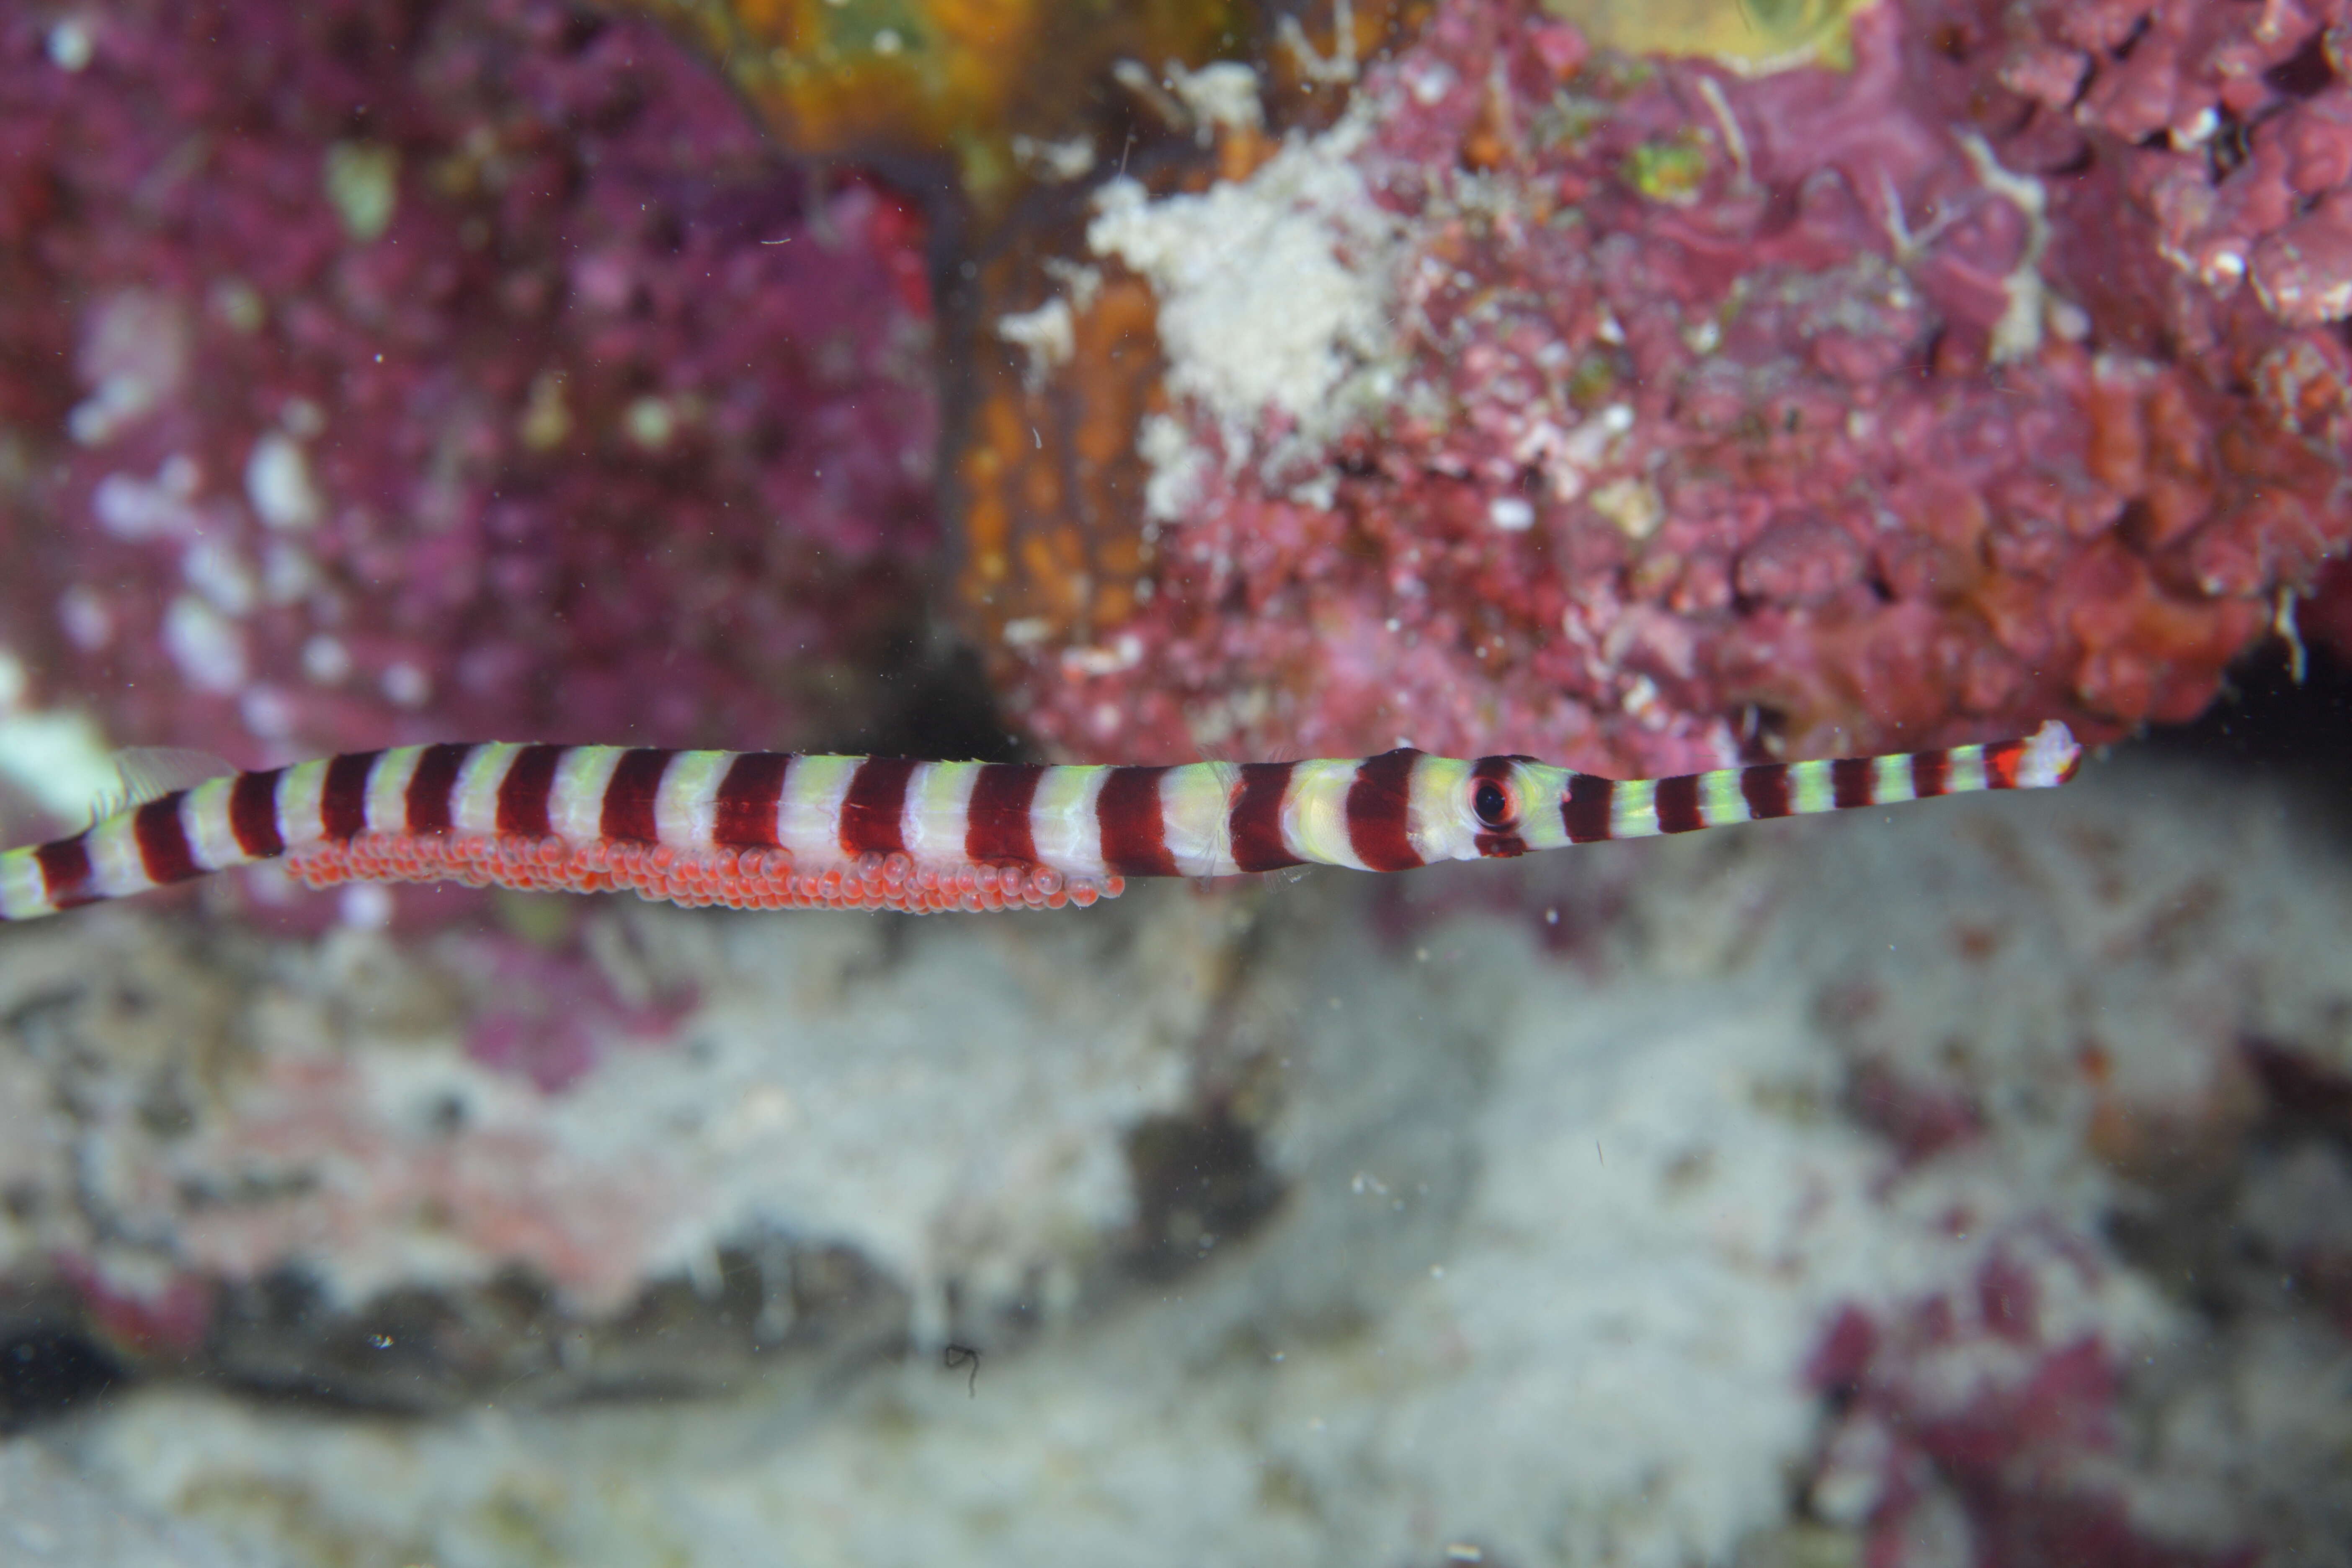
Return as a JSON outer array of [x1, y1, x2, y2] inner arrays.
[[283, 833, 1122, 914]]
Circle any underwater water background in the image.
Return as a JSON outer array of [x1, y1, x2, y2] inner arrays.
[[6, 0, 2352, 1564]]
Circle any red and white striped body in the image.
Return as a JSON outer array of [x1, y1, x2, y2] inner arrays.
[[0, 724, 2083, 921]]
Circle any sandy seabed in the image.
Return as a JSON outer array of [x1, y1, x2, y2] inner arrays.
[[4, 743, 2351, 1568]]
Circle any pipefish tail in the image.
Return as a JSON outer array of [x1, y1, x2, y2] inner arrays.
[[0, 724, 2082, 920]]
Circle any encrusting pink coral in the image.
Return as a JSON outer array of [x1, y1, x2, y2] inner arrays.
[[966, 0, 2352, 778], [1805, 1244, 2232, 1568], [0, 0, 938, 765]]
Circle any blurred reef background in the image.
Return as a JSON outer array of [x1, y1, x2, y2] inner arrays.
[[5, 1, 2352, 1565]]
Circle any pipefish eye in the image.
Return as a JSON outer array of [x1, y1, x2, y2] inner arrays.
[[1472, 777, 1515, 830]]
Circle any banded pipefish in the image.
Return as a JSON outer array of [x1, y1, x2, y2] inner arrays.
[[0, 723, 2082, 920]]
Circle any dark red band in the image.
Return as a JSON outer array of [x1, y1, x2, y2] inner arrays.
[[966, 763, 1044, 866], [1739, 762, 1792, 821], [35, 837, 95, 908], [230, 769, 286, 859], [601, 749, 674, 844], [321, 751, 381, 841], [134, 795, 201, 885], [1561, 774, 1615, 843], [1097, 766, 1179, 878], [839, 757, 917, 857], [1910, 748, 1951, 799], [497, 745, 565, 839], [712, 753, 789, 850], [1229, 763, 1302, 873], [404, 743, 472, 836], [1831, 757, 1875, 810], [1653, 774, 1705, 834], [1346, 750, 1423, 872]]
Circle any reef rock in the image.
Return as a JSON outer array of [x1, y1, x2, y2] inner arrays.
[[959, 0, 2352, 775], [0, 0, 939, 768]]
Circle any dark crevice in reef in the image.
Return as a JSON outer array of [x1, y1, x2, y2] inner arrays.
[[2106, 1037, 2352, 1332], [854, 629, 1031, 763], [1121, 1103, 1286, 1284], [2141, 640, 2352, 797], [0, 1319, 127, 1434], [196, 1238, 908, 1417]]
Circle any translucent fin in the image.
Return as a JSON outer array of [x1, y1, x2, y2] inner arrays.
[[95, 747, 238, 820]]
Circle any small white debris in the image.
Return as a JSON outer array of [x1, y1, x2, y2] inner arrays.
[[1112, 59, 1191, 131], [338, 883, 394, 931], [46, 18, 93, 71], [1278, 0, 1358, 83], [69, 291, 191, 446], [519, 371, 572, 451], [2169, 107, 2218, 151], [302, 635, 352, 685], [1810, 1422, 1891, 1524], [182, 537, 257, 616], [1166, 61, 1264, 138], [281, 397, 326, 438], [1958, 132, 2049, 362], [57, 585, 112, 651], [872, 28, 902, 56], [1591, 476, 1663, 540], [1694, 75, 1750, 183], [324, 142, 400, 242], [381, 661, 430, 707], [93, 470, 200, 541], [1010, 134, 1097, 182], [208, 278, 266, 334], [1062, 633, 1145, 676], [996, 297, 1077, 389], [1137, 411, 1212, 523], [162, 594, 249, 694], [245, 431, 323, 530], [261, 540, 318, 603], [2202, 248, 2247, 289], [240, 684, 295, 739], [1488, 495, 1536, 531], [624, 395, 676, 451]]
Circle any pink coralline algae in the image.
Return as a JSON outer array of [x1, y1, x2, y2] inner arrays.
[[0, 0, 938, 763], [1805, 1240, 2236, 1568], [982, 0, 2352, 776], [457, 928, 696, 1093]]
